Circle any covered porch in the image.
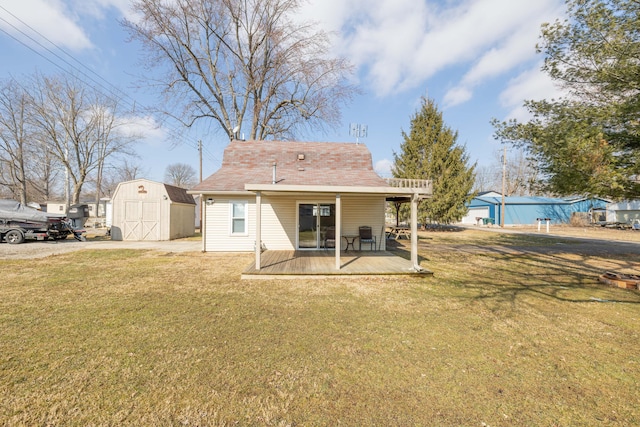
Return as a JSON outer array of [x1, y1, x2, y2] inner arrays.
[[247, 178, 432, 275], [242, 247, 433, 279]]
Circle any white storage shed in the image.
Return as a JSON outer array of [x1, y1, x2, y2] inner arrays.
[[110, 179, 196, 241]]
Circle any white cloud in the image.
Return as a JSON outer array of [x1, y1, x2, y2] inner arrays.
[[117, 114, 167, 145], [0, 0, 135, 53], [442, 24, 541, 108], [297, 0, 353, 33], [307, 0, 565, 100], [443, 86, 472, 107], [499, 64, 565, 122], [431, 0, 565, 107], [80, 0, 138, 22], [374, 158, 393, 177], [0, 0, 93, 51]]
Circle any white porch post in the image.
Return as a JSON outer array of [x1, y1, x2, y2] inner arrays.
[[411, 192, 419, 269], [255, 191, 262, 270], [335, 193, 341, 270], [200, 193, 205, 253]]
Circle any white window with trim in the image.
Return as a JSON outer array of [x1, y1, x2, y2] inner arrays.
[[229, 200, 248, 235]]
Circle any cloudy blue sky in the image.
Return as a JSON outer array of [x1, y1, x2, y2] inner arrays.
[[0, 0, 567, 182]]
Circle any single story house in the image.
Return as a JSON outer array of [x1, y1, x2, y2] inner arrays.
[[46, 199, 109, 221], [110, 178, 196, 241], [606, 200, 640, 223], [461, 195, 609, 225], [189, 140, 432, 272]]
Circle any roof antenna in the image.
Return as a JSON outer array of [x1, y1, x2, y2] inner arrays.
[[349, 123, 368, 144]]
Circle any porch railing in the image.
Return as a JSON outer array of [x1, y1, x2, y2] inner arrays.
[[384, 178, 432, 193]]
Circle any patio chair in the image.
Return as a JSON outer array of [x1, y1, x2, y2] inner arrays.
[[359, 226, 376, 251], [324, 226, 336, 249]]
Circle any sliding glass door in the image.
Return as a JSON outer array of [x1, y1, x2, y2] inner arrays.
[[298, 202, 335, 249]]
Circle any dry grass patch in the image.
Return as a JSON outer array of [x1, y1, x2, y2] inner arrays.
[[1, 230, 639, 426]]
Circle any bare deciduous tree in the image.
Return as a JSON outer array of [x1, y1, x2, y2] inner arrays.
[[28, 73, 139, 205], [474, 150, 538, 196], [102, 158, 149, 197], [114, 158, 147, 182], [473, 165, 499, 194], [123, 0, 356, 141], [0, 78, 31, 204], [500, 150, 538, 196], [28, 139, 61, 203], [164, 162, 197, 188]]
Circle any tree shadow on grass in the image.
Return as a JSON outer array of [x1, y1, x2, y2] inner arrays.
[[392, 234, 640, 306]]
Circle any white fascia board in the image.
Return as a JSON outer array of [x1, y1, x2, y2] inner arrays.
[[244, 183, 429, 196], [187, 190, 254, 196]]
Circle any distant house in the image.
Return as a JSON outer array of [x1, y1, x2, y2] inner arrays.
[[461, 195, 609, 225], [460, 191, 502, 224], [46, 199, 109, 219], [189, 140, 432, 271], [45, 201, 67, 215], [110, 179, 196, 241], [606, 200, 640, 224]]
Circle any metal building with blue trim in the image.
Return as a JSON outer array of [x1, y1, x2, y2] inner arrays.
[[462, 194, 609, 225]]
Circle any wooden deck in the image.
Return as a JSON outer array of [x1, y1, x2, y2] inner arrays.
[[242, 250, 433, 279]]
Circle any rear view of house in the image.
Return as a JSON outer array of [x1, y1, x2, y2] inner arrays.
[[190, 140, 431, 273]]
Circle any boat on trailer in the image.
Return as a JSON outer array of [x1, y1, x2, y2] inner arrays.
[[0, 200, 85, 244]]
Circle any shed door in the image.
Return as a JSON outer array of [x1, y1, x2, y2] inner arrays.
[[122, 201, 160, 240]]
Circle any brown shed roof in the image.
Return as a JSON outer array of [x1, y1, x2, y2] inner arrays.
[[164, 183, 196, 204], [191, 140, 389, 192]]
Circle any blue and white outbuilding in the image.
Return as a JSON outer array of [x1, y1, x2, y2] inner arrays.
[[461, 193, 609, 226]]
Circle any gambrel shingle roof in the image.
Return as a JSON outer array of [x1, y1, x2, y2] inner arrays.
[[164, 183, 196, 204], [191, 140, 389, 192]]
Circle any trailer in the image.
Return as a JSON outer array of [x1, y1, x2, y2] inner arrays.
[[0, 222, 48, 243], [0, 200, 86, 244]]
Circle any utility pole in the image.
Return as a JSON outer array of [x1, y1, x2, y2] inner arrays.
[[501, 146, 506, 228], [198, 140, 202, 183], [198, 139, 203, 232]]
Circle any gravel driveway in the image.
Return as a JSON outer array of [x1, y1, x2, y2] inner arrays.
[[0, 236, 202, 259]]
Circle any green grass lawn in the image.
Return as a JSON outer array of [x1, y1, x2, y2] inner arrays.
[[1, 230, 639, 426]]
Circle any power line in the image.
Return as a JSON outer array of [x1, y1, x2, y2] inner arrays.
[[0, 8, 130, 107], [0, 6, 221, 166]]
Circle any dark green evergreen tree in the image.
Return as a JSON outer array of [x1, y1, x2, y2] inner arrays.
[[493, 0, 640, 199], [393, 97, 476, 224]]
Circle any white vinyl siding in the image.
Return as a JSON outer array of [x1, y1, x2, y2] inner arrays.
[[260, 195, 296, 250], [340, 195, 386, 251], [202, 193, 387, 252], [204, 197, 255, 252]]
